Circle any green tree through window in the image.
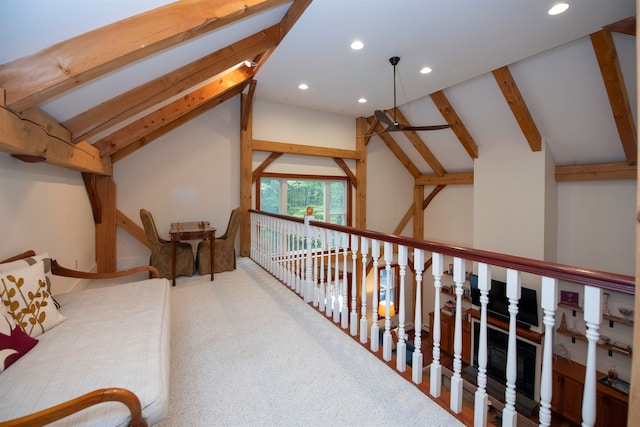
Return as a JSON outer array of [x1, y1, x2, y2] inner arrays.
[[258, 175, 349, 225]]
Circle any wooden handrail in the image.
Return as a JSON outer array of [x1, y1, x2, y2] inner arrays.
[[249, 209, 635, 294], [51, 259, 160, 279], [0, 388, 147, 427], [0, 250, 36, 263]]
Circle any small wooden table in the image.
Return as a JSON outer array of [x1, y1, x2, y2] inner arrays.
[[169, 221, 215, 286]]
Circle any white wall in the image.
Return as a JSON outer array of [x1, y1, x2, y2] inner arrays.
[[0, 155, 95, 294], [115, 97, 242, 268]]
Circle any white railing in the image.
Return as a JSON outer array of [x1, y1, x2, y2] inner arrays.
[[249, 209, 634, 427]]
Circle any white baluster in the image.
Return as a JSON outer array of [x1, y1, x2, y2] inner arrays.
[[360, 237, 369, 344], [538, 276, 558, 427], [278, 218, 285, 281], [412, 249, 424, 384], [502, 269, 521, 427], [333, 232, 341, 323], [304, 211, 314, 303], [396, 245, 408, 372], [312, 227, 319, 306], [318, 229, 326, 312], [382, 242, 394, 361], [430, 252, 443, 398], [341, 233, 349, 329], [350, 234, 359, 336], [450, 256, 465, 414], [325, 230, 333, 317], [296, 223, 303, 294], [582, 286, 602, 427], [370, 240, 381, 352], [474, 263, 492, 427]]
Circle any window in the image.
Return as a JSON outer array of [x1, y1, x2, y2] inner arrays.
[[257, 173, 351, 225]]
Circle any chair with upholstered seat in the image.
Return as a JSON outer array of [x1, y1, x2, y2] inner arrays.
[[140, 209, 195, 280], [196, 207, 241, 275]]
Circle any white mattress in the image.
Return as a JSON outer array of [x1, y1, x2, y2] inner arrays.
[[0, 278, 170, 426]]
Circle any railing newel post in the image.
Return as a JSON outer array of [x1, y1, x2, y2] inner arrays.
[[412, 249, 424, 384], [430, 252, 443, 398], [359, 237, 369, 344], [370, 240, 381, 352]]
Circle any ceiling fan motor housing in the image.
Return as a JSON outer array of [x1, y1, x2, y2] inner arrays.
[[389, 56, 400, 66]]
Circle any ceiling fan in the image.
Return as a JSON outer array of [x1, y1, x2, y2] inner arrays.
[[374, 56, 451, 133]]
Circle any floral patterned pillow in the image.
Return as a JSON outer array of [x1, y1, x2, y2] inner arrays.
[[0, 303, 38, 372], [0, 252, 59, 308], [0, 260, 66, 338]]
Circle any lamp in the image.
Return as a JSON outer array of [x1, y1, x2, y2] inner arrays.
[[378, 301, 396, 317]]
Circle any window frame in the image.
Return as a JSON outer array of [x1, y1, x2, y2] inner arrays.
[[256, 172, 352, 226]]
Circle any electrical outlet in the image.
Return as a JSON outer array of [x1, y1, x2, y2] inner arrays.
[[75, 259, 79, 269]]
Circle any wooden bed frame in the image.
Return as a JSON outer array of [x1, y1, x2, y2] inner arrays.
[[0, 250, 160, 427]]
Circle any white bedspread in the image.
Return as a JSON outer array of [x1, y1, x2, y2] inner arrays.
[[0, 278, 170, 426]]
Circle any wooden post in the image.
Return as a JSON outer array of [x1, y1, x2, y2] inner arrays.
[[94, 176, 117, 272], [240, 92, 253, 257]]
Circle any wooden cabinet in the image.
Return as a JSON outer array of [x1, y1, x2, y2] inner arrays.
[[551, 368, 583, 425], [552, 357, 628, 427], [428, 311, 470, 365]]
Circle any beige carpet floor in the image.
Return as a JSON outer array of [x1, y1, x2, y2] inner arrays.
[[152, 257, 463, 426]]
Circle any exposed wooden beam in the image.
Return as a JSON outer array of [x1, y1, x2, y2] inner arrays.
[[94, 67, 254, 157], [252, 152, 283, 182], [116, 209, 149, 249], [590, 29, 637, 165], [393, 184, 446, 235], [555, 161, 636, 181], [492, 66, 542, 152], [368, 119, 421, 179], [0, 0, 289, 111], [252, 139, 360, 159], [94, 176, 117, 272], [65, 26, 279, 143], [389, 108, 446, 176], [604, 16, 636, 36], [280, 0, 313, 38], [430, 91, 479, 159], [412, 185, 424, 239], [0, 100, 111, 174], [355, 117, 367, 229], [240, 91, 254, 257], [242, 80, 258, 131], [111, 82, 246, 162], [333, 157, 357, 187], [82, 173, 102, 224], [415, 172, 473, 185]]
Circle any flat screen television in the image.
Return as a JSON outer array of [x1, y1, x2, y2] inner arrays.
[[469, 273, 539, 328]]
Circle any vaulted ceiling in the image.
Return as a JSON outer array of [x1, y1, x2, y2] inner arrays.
[[0, 0, 636, 182]]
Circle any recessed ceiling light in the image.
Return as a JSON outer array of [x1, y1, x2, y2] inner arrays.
[[298, 83, 308, 90], [358, 98, 367, 103], [420, 67, 432, 74], [548, 3, 569, 15], [351, 40, 364, 50]]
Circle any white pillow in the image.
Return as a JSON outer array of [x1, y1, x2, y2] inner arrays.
[[0, 260, 66, 337]]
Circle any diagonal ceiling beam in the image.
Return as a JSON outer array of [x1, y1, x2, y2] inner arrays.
[[368, 119, 421, 179], [0, 0, 289, 111], [590, 29, 637, 165], [492, 66, 542, 152], [111, 82, 248, 163], [388, 108, 446, 176], [65, 25, 281, 143], [430, 90, 478, 159], [94, 66, 255, 157]]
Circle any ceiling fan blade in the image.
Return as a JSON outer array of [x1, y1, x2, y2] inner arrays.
[[374, 110, 395, 127], [397, 123, 452, 131]]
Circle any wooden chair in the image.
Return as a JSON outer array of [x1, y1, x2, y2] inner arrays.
[[140, 209, 194, 280], [196, 207, 241, 274]]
